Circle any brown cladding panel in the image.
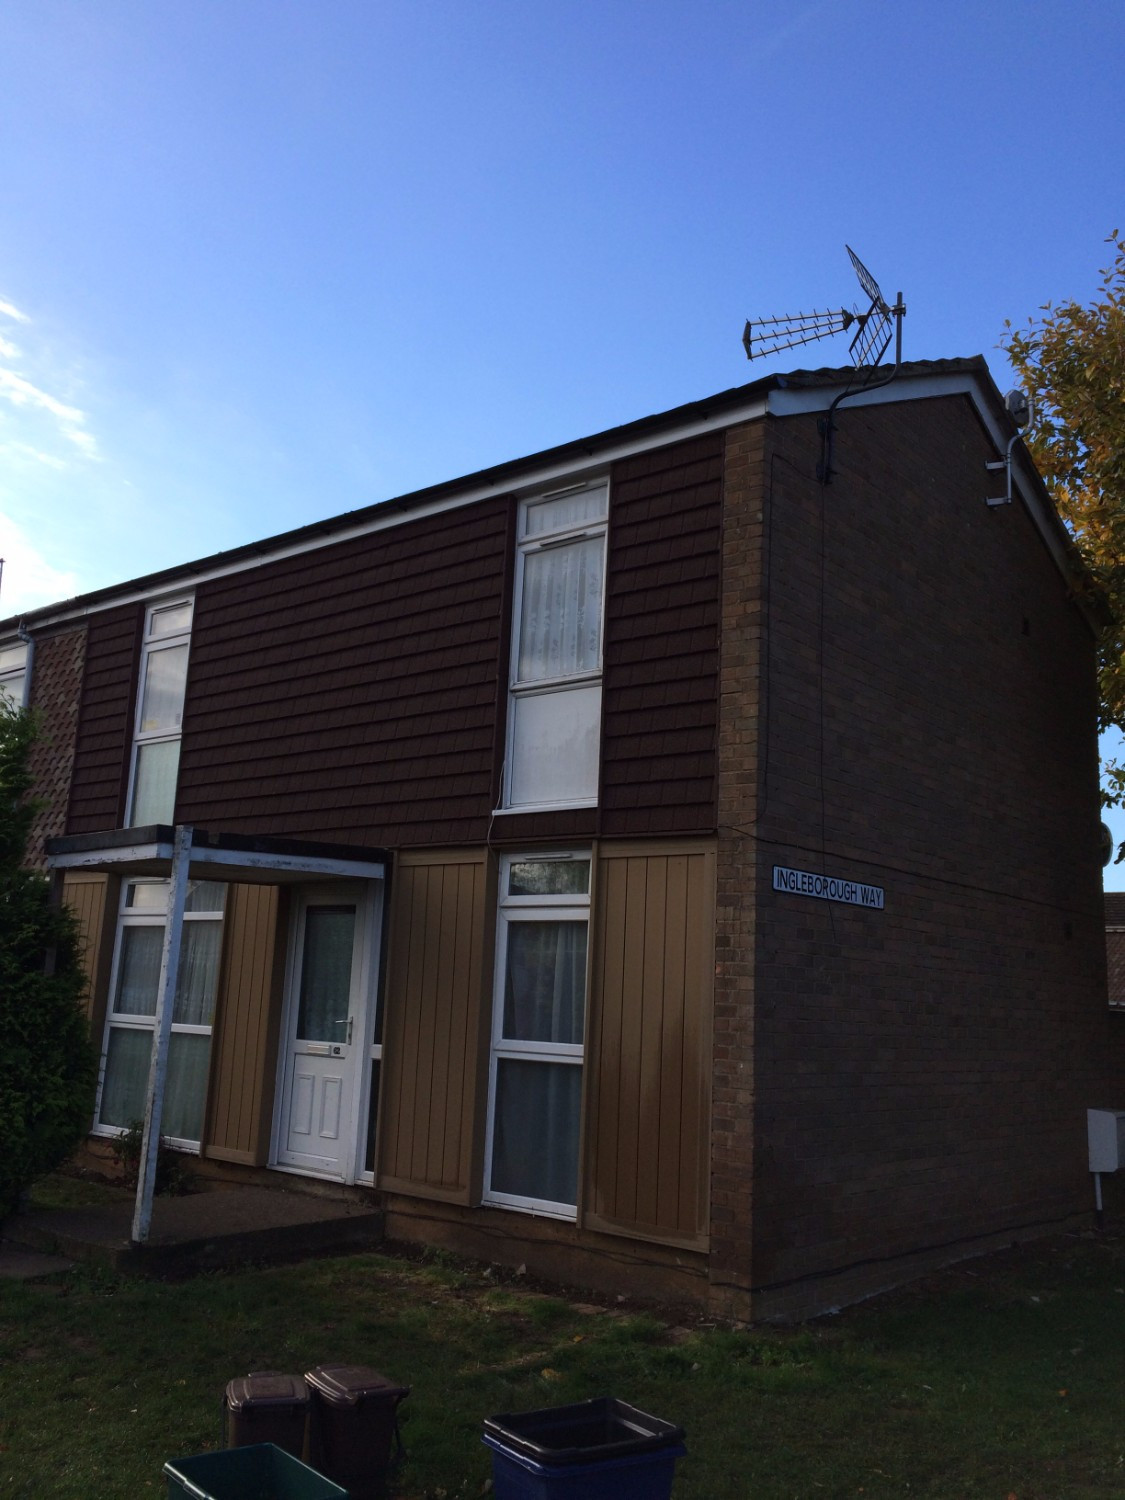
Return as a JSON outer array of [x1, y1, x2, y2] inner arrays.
[[66, 605, 142, 835], [62, 872, 112, 1027], [378, 850, 490, 1202], [204, 884, 286, 1166], [601, 435, 722, 838], [175, 502, 511, 847], [586, 841, 714, 1249]]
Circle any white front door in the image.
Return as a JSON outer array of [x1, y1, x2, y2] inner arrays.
[[274, 884, 380, 1180]]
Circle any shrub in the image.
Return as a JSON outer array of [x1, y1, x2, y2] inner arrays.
[[110, 1118, 195, 1196], [0, 701, 96, 1222]]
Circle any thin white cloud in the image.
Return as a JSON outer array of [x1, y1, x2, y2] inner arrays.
[[63, 427, 98, 457], [0, 368, 85, 424], [0, 336, 20, 359], [0, 440, 67, 471], [0, 509, 80, 616], [0, 367, 99, 461], [0, 299, 30, 324]]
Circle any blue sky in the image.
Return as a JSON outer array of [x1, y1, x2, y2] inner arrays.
[[1, 1, 1123, 869]]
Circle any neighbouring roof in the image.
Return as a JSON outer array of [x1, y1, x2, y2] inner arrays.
[[0, 356, 1081, 632], [1105, 892, 1125, 927]]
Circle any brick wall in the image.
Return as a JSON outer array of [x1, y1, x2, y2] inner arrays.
[[1105, 894, 1125, 1008], [742, 396, 1122, 1318], [709, 419, 767, 1318], [25, 624, 87, 868]]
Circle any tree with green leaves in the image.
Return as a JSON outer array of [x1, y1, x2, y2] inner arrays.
[[1002, 230, 1125, 803], [0, 701, 96, 1221]]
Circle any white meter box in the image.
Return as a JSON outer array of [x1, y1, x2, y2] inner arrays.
[[1087, 1109, 1125, 1172]]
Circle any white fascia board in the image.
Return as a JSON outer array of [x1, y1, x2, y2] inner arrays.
[[29, 398, 770, 630], [195, 847, 385, 881], [767, 373, 1076, 594], [48, 841, 384, 881], [48, 841, 174, 870]]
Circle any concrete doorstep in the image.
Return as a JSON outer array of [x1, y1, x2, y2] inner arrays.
[[2, 1183, 385, 1278]]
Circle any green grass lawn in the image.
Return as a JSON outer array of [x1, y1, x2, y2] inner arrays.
[[4, 1200, 1125, 1499]]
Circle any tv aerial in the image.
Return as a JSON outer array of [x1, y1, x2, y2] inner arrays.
[[743, 246, 904, 368], [742, 247, 906, 482]]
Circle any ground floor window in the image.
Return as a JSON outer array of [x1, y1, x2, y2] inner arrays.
[[94, 878, 226, 1146], [484, 851, 590, 1217]]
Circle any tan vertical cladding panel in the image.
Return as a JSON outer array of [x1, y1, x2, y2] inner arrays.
[[586, 841, 715, 1249], [203, 884, 286, 1166], [378, 850, 489, 1203], [62, 873, 113, 1027]]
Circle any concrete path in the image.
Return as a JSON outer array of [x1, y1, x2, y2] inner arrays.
[[0, 1242, 75, 1280]]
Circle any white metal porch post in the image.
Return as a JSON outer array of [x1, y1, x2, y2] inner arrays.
[[131, 824, 193, 1245]]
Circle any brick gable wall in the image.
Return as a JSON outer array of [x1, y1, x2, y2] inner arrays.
[[740, 397, 1121, 1317]]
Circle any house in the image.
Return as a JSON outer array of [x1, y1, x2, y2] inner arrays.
[[3, 356, 1120, 1320]]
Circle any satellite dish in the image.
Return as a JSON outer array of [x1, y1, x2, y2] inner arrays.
[[1101, 822, 1114, 868], [1004, 388, 1034, 429]]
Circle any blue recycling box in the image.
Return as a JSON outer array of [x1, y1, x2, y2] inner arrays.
[[482, 1398, 686, 1500]]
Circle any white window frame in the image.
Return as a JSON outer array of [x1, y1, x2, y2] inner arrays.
[[93, 876, 225, 1150], [500, 482, 608, 812], [125, 596, 194, 828], [0, 638, 29, 709], [483, 850, 591, 1219]]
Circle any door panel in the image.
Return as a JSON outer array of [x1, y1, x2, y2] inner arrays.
[[275, 895, 367, 1178]]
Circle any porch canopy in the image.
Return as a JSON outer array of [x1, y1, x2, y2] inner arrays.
[[45, 823, 388, 886], [45, 825, 389, 1248]]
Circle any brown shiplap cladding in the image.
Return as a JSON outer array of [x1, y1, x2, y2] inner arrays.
[[66, 605, 142, 834], [601, 434, 722, 839], [204, 884, 287, 1166], [176, 501, 510, 846], [378, 851, 491, 1202], [586, 841, 714, 1249]]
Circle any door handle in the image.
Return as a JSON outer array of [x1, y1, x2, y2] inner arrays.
[[345, 1017, 353, 1045]]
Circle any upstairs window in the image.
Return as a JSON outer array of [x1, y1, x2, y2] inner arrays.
[[0, 640, 29, 708], [504, 483, 607, 810], [127, 598, 193, 827]]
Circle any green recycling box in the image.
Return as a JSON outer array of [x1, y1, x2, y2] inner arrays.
[[163, 1441, 347, 1500]]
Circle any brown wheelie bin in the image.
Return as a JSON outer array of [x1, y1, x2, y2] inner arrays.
[[224, 1372, 311, 1459], [305, 1364, 410, 1500]]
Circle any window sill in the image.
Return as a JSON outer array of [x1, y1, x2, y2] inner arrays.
[[482, 1194, 578, 1222], [492, 801, 598, 817]]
